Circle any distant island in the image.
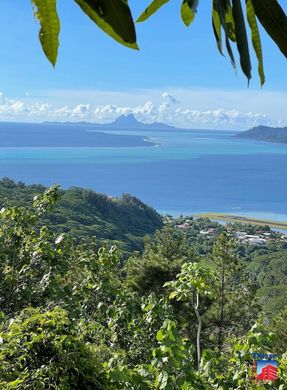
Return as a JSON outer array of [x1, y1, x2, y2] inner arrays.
[[45, 114, 175, 131], [235, 125, 287, 144], [0, 114, 178, 148], [0, 120, 157, 148]]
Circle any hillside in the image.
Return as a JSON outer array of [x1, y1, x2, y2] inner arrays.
[[235, 125, 287, 143], [0, 178, 163, 254], [1, 179, 287, 387]]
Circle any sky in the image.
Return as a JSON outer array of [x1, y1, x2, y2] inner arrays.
[[0, 1, 287, 129]]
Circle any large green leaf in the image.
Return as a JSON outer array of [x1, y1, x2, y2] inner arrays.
[[212, 1, 223, 54], [232, 0, 252, 81], [251, 0, 287, 58], [225, 5, 236, 42], [216, 0, 236, 68], [32, 0, 60, 66], [137, 0, 170, 23], [246, 0, 265, 86], [75, 0, 138, 49], [181, 0, 199, 27]]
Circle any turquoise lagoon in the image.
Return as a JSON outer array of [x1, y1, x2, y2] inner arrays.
[[0, 125, 287, 220]]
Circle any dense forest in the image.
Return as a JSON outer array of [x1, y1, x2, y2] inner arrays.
[[0, 178, 163, 256], [0, 181, 286, 388]]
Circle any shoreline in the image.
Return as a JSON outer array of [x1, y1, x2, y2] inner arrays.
[[196, 212, 287, 230]]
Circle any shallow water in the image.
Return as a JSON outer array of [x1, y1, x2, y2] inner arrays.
[[0, 123, 286, 220]]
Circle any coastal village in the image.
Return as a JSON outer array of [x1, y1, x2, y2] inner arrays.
[[165, 216, 287, 246]]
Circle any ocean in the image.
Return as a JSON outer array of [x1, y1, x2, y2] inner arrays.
[[0, 123, 287, 220]]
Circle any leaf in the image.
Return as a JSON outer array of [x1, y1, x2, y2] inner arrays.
[[156, 329, 164, 341], [159, 370, 169, 389], [246, 0, 265, 86], [181, 0, 199, 27], [169, 291, 177, 299], [216, 0, 236, 68], [251, 0, 287, 58], [225, 5, 236, 42], [75, 0, 138, 49], [212, 2, 223, 54], [232, 0, 252, 81], [32, 0, 60, 66], [8, 379, 25, 387], [137, 0, 170, 23]]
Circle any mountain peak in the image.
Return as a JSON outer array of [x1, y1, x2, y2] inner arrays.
[[111, 113, 174, 130], [43, 113, 175, 130], [113, 114, 140, 126]]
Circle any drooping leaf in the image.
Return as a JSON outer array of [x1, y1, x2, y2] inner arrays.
[[223, 25, 236, 68], [181, 0, 199, 27], [75, 0, 138, 49], [225, 5, 236, 42], [232, 0, 252, 81], [137, 0, 170, 23], [212, 1, 223, 54], [246, 0, 265, 86], [251, 0, 287, 58], [32, 0, 60, 66], [216, 0, 236, 68]]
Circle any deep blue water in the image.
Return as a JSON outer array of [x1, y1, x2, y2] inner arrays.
[[0, 123, 286, 219], [0, 122, 153, 147]]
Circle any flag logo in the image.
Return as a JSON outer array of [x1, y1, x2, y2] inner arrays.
[[252, 353, 279, 382], [256, 360, 278, 381]]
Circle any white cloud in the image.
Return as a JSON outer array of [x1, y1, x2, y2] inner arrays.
[[162, 92, 180, 105], [0, 90, 283, 130]]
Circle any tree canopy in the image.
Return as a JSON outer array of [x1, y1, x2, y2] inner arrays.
[[32, 0, 287, 84], [1, 186, 287, 388]]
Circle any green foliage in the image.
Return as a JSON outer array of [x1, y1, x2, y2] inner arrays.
[[269, 306, 287, 353], [0, 307, 106, 389], [210, 0, 286, 84], [208, 234, 259, 348], [137, 0, 170, 23], [181, 1, 198, 27], [65, 241, 123, 318], [0, 179, 163, 256], [151, 320, 195, 389], [0, 186, 286, 388], [26, 1, 287, 83], [232, 0, 252, 82], [0, 185, 71, 315], [75, 0, 138, 49], [125, 226, 194, 294], [165, 262, 216, 302], [251, 0, 287, 59], [32, 0, 60, 66], [200, 322, 279, 389], [249, 250, 287, 317], [165, 262, 217, 370], [246, 0, 265, 86]]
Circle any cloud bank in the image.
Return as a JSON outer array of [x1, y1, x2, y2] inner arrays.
[[0, 91, 281, 130]]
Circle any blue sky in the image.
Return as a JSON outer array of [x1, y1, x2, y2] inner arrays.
[[0, 1, 287, 129]]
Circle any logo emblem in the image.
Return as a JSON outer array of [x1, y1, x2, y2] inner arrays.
[[252, 353, 279, 382]]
